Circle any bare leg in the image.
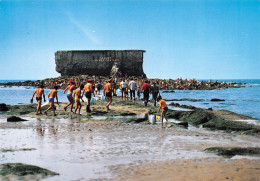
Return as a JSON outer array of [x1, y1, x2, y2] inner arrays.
[[78, 102, 82, 115], [36, 100, 41, 115]]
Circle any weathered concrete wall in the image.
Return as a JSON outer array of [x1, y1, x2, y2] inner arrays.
[[55, 50, 146, 77]]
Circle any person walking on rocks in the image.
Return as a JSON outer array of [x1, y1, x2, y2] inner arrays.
[[128, 79, 137, 101], [120, 79, 127, 101], [31, 84, 46, 115], [44, 86, 59, 116], [82, 79, 95, 113], [63, 80, 75, 112], [152, 81, 160, 106], [97, 80, 102, 95], [74, 84, 84, 115], [104, 80, 113, 111], [157, 95, 168, 125], [141, 80, 151, 106]]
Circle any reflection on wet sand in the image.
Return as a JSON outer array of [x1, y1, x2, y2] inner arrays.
[[1, 116, 259, 181]]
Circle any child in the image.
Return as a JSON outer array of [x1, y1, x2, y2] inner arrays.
[[31, 84, 46, 115], [44, 86, 59, 116], [157, 95, 168, 124], [74, 85, 84, 115]]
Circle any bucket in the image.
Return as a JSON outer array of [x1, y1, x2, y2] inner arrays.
[[90, 97, 96, 104], [156, 116, 161, 121]]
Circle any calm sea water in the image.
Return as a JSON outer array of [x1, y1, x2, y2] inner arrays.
[[0, 79, 260, 119]]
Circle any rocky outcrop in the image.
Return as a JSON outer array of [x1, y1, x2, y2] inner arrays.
[[0, 103, 9, 111], [55, 50, 146, 77]]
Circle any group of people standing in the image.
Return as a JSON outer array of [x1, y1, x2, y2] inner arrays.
[[31, 78, 168, 124]]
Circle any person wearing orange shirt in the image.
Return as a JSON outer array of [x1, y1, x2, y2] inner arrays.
[[44, 86, 59, 116], [104, 80, 113, 111], [63, 80, 76, 112], [82, 79, 95, 113], [157, 95, 168, 124], [74, 84, 84, 115], [31, 84, 46, 115]]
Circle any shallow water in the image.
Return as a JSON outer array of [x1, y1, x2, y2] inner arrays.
[[1, 79, 260, 120], [1, 116, 259, 180]]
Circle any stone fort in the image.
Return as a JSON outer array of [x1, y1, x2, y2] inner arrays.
[[55, 50, 146, 77]]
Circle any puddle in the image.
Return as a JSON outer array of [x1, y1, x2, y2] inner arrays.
[[168, 106, 193, 111], [234, 119, 260, 125]]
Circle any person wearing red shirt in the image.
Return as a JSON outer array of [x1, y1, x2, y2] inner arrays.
[[141, 80, 151, 106]]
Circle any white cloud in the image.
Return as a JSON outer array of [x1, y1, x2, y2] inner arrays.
[[66, 12, 101, 45]]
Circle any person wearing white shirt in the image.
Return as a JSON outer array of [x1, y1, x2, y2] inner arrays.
[[120, 79, 127, 101], [128, 79, 137, 101]]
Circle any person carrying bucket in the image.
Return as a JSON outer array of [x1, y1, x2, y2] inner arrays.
[[156, 95, 168, 125], [104, 79, 113, 111], [82, 79, 95, 113]]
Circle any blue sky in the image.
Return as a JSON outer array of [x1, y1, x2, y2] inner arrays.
[[0, 0, 260, 80]]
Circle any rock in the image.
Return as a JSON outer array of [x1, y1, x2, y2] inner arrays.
[[0, 163, 59, 177], [176, 121, 188, 127], [210, 98, 225, 102], [7, 116, 28, 122], [0, 103, 9, 111]]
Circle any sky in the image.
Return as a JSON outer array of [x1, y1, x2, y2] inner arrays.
[[0, 0, 260, 80]]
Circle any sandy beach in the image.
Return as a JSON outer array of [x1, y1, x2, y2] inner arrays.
[[0, 97, 259, 180]]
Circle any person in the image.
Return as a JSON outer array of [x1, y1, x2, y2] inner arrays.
[[44, 86, 59, 116], [128, 79, 137, 101], [141, 80, 151, 106], [104, 80, 113, 111], [82, 79, 95, 113], [74, 84, 84, 115], [151, 81, 160, 106], [137, 85, 141, 100], [97, 80, 102, 95], [112, 78, 117, 96], [31, 84, 46, 115], [120, 79, 127, 101], [63, 80, 75, 112], [157, 95, 168, 125]]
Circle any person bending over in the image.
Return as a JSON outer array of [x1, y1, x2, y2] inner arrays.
[[157, 95, 168, 125]]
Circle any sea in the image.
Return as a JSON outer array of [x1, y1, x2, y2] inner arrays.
[[0, 79, 260, 120]]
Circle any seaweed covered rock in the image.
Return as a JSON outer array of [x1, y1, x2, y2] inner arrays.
[[210, 98, 225, 102], [0, 163, 59, 178], [0, 103, 9, 111], [7, 116, 28, 122], [204, 147, 260, 158]]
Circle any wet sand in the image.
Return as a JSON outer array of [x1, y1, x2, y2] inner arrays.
[[0, 98, 260, 180]]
